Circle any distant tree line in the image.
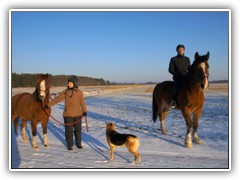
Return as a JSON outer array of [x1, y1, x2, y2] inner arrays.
[[209, 80, 228, 84], [12, 73, 112, 88], [12, 73, 228, 88]]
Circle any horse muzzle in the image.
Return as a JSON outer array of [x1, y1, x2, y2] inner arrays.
[[39, 95, 45, 101], [201, 75, 209, 91], [39, 90, 46, 100], [201, 82, 209, 91]]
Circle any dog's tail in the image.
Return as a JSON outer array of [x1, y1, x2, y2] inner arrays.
[[152, 91, 158, 123]]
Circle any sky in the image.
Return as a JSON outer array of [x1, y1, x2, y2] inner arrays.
[[11, 10, 229, 83]]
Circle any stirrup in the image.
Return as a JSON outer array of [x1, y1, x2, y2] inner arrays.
[[170, 101, 176, 108]]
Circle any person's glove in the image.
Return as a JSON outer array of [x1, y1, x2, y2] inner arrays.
[[82, 112, 87, 117]]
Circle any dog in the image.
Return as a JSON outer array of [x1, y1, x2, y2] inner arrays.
[[106, 123, 141, 163]]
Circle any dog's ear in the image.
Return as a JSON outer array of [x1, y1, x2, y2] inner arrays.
[[111, 123, 115, 129]]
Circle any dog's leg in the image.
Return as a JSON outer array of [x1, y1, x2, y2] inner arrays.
[[126, 138, 141, 164], [137, 153, 141, 163], [132, 152, 141, 164], [109, 146, 115, 161]]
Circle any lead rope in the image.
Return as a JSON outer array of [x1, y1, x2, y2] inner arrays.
[[42, 101, 89, 132]]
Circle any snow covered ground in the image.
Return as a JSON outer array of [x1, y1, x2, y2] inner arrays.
[[10, 85, 229, 170]]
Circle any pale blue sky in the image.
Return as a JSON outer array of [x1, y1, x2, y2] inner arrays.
[[11, 11, 229, 83]]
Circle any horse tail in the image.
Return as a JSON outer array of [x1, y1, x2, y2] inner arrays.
[[152, 91, 158, 123], [12, 94, 21, 134], [13, 117, 19, 134]]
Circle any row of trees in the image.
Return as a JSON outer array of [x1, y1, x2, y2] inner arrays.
[[12, 73, 112, 88]]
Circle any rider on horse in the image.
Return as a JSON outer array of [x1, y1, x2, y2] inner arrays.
[[168, 44, 191, 108]]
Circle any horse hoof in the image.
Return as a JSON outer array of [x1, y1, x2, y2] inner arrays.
[[44, 144, 48, 147], [160, 128, 167, 134], [22, 136, 29, 142], [194, 139, 202, 144], [162, 130, 167, 134], [185, 142, 192, 148], [33, 146, 38, 150]]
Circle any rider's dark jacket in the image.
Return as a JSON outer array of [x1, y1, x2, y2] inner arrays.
[[168, 54, 191, 81]]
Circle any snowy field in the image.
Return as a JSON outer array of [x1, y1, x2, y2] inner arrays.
[[10, 84, 229, 170]]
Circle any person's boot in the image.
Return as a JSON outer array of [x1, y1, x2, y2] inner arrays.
[[171, 86, 177, 108], [76, 144, 83, 149], [170, 101, 176, 108]]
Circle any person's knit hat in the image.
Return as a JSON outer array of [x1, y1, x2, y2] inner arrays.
[[68, 75, 78, 85], [176, 44, 185, 52]]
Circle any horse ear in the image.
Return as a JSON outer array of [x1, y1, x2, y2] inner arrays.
[[36, 74, 40, 81], [195, 52, 199, 60], [206, 51, 210, 61]]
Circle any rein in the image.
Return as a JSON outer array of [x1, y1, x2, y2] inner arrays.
[[42, 101, 89, 132]]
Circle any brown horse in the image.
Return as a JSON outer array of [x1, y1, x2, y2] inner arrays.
[[152, 52, 210, 148], [12, 74, 51, 150]]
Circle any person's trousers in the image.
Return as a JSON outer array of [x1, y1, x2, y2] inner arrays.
[[172, 77, 181, 101], [64, 116, 82, 148]]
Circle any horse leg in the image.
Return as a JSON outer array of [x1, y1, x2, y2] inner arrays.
[[42, 120, 48, 147], [12, 115, 19, 134], [31, 120, 38, 150], [21, 120, 29, 142], [192, 111, 202, 144], [159, 106, 169, 134], [181, 108, 193, 148]]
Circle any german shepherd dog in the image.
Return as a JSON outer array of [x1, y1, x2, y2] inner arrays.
[[106, 123, 141, 163]]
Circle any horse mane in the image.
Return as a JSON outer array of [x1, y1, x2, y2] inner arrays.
[[185, 52, 210, 88], [187, 60, 198, 77], [33, 86, 41, 101]]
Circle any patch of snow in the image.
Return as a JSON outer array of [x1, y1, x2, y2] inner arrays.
[[10, 86, 229, 170]]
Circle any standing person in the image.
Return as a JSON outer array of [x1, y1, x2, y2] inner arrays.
[[168, 44, 191, 108], [45, 75, 87, 150]]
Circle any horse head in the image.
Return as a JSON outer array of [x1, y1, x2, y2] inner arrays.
[[35, 74, 50, 101], [190, 51, 210, 90]]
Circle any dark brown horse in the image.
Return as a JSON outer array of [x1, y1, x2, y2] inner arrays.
[[12, 74, 51, 150], [152, 52, 210, 148]]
